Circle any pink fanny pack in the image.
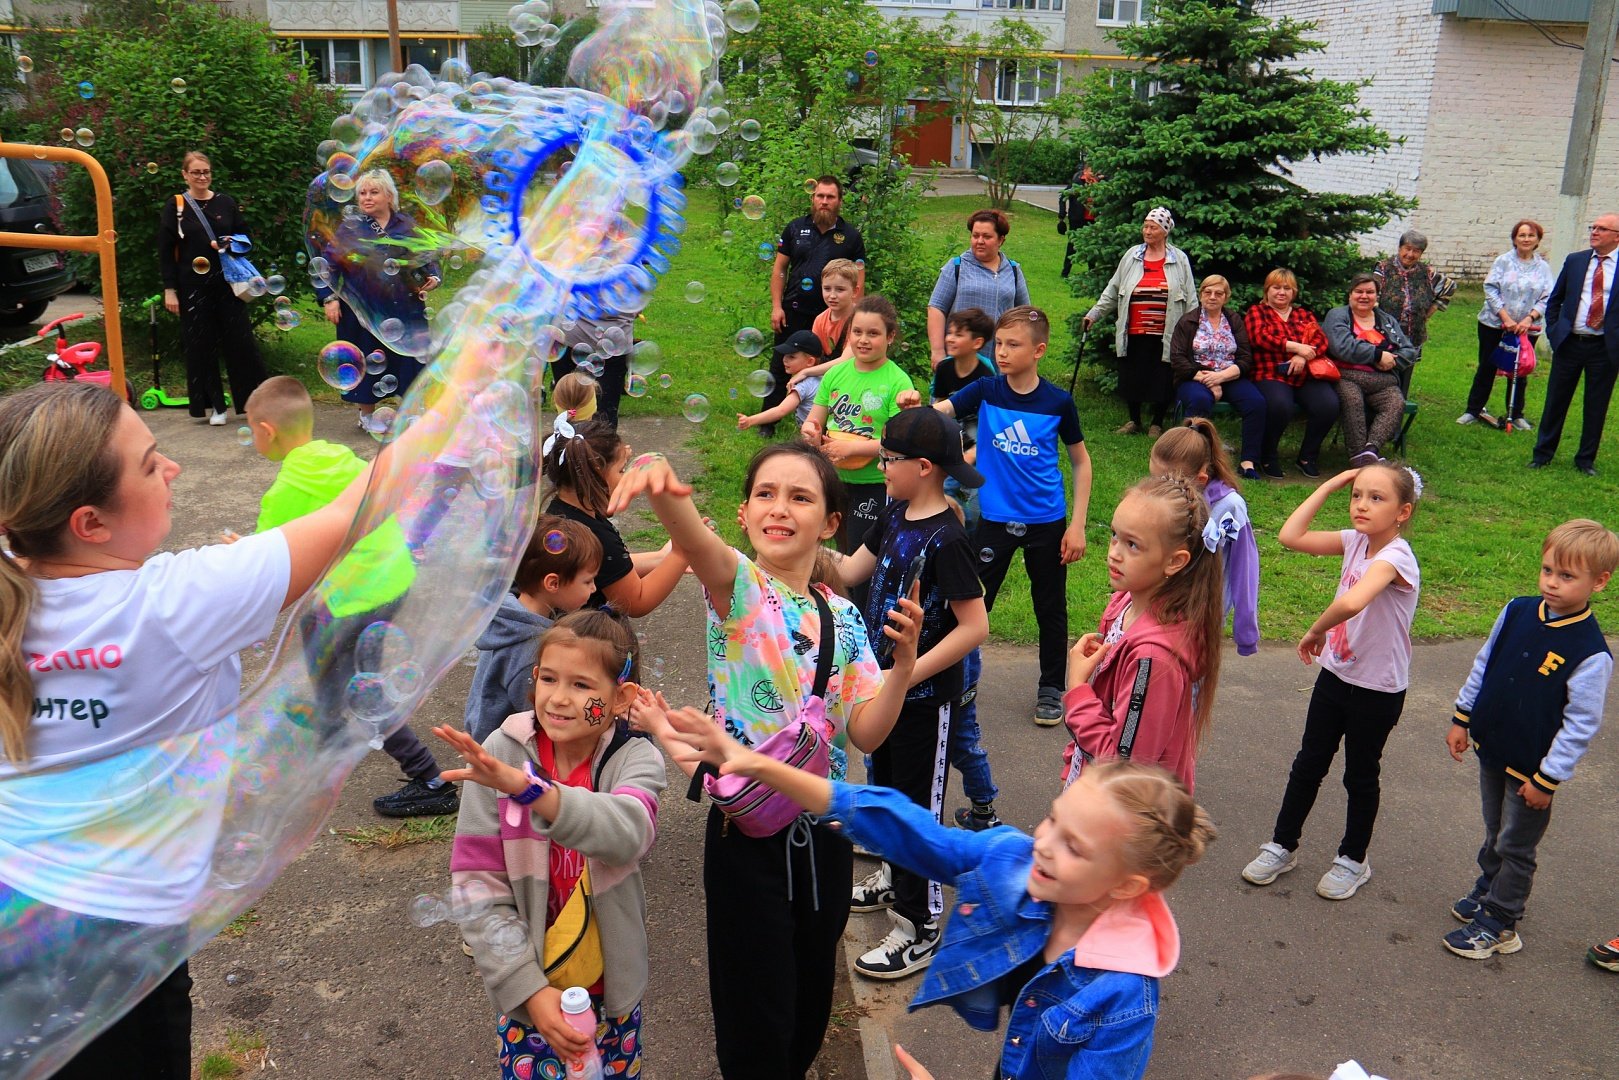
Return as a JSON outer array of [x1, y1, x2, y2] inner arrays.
[[691, 589, 836, 838]]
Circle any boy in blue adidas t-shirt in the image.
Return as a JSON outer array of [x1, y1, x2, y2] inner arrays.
[[919, 305, 1093, 727], [1444, 519, 1616, 962]]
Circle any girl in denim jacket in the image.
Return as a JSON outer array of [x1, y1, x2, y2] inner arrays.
[[658, 710, 1215, 1080]]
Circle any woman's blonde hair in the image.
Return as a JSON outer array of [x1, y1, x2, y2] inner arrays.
[[357, 168, 400, 210], [552, 371, 598, 422], [1198, 274, 1231, 296], [1086, 759, 1215, 891], [0, 382, 126, 763]]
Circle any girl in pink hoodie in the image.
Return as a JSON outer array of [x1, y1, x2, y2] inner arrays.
[[1063, 475, 1225, 792]]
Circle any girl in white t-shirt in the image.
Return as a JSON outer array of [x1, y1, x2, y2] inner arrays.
[[1241, 464, 1421, 903], [0, 382, 373, 1078]]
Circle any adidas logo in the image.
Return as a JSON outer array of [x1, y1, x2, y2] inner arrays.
[[991, 419, 1040, 457]]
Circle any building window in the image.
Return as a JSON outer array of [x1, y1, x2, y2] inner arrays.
[[975, 58, 1061, 106], [1108, 70, 1158, 101], [295, 39, 366, 87], [981, 0, 1064, 10], [1096, 0, 1146, 24], [404, 39, 458, 70]]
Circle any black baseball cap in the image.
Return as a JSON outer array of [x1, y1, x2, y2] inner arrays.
[[881, 407, 984, 488], [773, 329, 824, 358]]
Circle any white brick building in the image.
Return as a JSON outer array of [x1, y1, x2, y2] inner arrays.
[[1263, 1, 1619, 277]]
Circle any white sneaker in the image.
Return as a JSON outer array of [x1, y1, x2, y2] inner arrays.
[[1456, 412, 1477, 425], [209, 410, 228, 426], [1317, 855, 1371, 900], [1241, 842, 1298, 886], [1511, 417, 1533, 432], [850, 864, 894, 912], [854, 912, 939, 980]]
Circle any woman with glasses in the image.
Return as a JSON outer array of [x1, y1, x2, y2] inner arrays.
[[158, 150, 267, 425]]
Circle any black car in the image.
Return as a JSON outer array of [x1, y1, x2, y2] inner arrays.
[[0, 158, 74, 325]]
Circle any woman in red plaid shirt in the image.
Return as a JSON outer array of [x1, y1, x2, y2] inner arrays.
[[1244, 268, 1337, 479]]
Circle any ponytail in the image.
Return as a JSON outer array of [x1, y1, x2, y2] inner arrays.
[[541, 416, 623, 516], [1150, 418, 1239, 490]]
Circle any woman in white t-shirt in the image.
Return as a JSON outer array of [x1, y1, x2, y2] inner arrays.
[[0, 381, 370, 1079]]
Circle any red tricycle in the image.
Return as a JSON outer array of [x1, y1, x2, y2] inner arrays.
[[37, 311, 132, 402]]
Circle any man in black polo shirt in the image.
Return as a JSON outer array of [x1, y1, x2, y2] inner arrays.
[[765, 175, 866, 419]]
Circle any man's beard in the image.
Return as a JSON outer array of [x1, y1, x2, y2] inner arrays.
[[812, 206, 837, 229]]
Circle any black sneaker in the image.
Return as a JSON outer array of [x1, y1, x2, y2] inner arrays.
[[1260, 459, 1285, 479], [373, 777, 459, 818], [850, 865, 895, 912], [1295, 457, 1321, 478], [954, 805, 1003, 831], [854, 913, 940, 980], [1034, 689, 1063, 727]]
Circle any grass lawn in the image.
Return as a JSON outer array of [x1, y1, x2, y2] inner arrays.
[[8, 192, 1613, 644]]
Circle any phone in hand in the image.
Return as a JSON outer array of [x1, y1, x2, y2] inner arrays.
[[875, 551, 926, 663]]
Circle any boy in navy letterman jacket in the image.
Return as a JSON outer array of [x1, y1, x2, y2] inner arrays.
[[1442, 519, 1617, 961]]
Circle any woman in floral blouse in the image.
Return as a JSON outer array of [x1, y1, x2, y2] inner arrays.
[[1244, 268, 1337, 479], [1169, 274, 1262, 477], [1463, 219, 1555, 431], [1372, 228, 1456, 348]]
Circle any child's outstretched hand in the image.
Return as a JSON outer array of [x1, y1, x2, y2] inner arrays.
[[884, 583, 924, 669], [606, 452, 691, 516], [1297, 628, 1326, 666], [799, 419, 823, 445], [662, 705, 754, 774], [628, 687, 674, 737], [737, 413, 757, 430], [893, 1045, 934, 1080], [894, 388, 922, 410], [522, 986, 593, 1059], [1446, 723, 1470, 762], [432, 724, 527, 795], [1067, 632, 1110, 687]]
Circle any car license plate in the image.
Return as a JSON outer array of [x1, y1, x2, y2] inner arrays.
[[23, 252, 59, 274]]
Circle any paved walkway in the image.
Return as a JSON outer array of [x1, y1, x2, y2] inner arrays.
[[920, 171, 1062, 213]]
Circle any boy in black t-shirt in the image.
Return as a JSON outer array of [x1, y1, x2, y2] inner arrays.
[[930, 307, 996, 535], [832, 407, 990, 980]]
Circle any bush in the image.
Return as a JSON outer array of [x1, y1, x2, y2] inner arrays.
[[998, 138, 1081, 186], [12, 0, 343, 328]]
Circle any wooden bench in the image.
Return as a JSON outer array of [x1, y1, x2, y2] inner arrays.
[[1172, 370, 1419, 456]]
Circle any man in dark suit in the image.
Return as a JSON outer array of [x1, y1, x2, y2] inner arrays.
[[1532, 212, 1619, 475]]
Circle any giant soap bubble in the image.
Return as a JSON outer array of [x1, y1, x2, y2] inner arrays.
[[0, 0, 722, 1071]]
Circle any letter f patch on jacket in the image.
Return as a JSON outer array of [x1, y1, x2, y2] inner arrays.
[[1538, 651, 1565, 676]]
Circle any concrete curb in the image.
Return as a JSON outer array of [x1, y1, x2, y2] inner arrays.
[[844, 929, 898, 1080]]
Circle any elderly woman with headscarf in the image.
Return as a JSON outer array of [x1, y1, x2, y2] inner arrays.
[[1084, 206, 1198, 435], [1372, 228, 1456, 348]]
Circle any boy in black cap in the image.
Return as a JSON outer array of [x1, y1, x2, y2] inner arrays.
[[737, 329, 825, 434], [830, 407, 990, 980]]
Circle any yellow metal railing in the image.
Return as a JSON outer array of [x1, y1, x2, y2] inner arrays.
[[0, 143, 123, 400]]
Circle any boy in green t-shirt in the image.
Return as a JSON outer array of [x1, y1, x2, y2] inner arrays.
[[802, 295, 915, 553], [239, 376, 456, 818]]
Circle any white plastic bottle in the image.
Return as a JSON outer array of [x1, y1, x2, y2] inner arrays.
[[558, 986, 603, 1080]]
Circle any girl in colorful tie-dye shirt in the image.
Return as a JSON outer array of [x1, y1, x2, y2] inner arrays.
[[610, 440, 921, 1079]]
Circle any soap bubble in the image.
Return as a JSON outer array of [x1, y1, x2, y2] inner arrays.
[[1007, 521, 1027, 537], [146, 161, 160, 174], [628, 340, 662, 376], [724, 0, 760, 32], [738, 119, 762, 142], [77, 80, 94, 99], [715, 161, 740, 187], [543, 529, 568, 555], [295, 251, 309, 266], [412, 160, 455, 205], [728, 386, 739, 399], [236, 426, 253, 447], [864, 49, 879, 67], [684, 280, 706, 303], [74, 127, 94, 148], [755, 241, 774, 262], [484, 915, 530, 959], [379, 317, 405, 343], [658, 373, 673, 389], [799, 277, 814, 292], [720, 229, 734, 243], [265, 274, 287, 296], [192, 256, 211, 275], [382, 258, 401, 277], [447, 881, 496, 923], [370, 405, 398, 440], [16, 55, 32, 74], [740, 193, 765, 219], [383, 660, 424, 701], [170, 77, 187, 94], [979, 547, 995, 563], [244, 276, 269, 299], [210, 833, 267, 890], [682, 393, 711, 422], [744, 369, 775, 397], [317, 341, 365, 391], [365, 350, 389, 374], [409, 893, 449, 928], [274, 307, 302, 331], [734, 327, 765, 358], [374, 373, 399, 396], [624, 372, 649, 398], [58, 127, 73, 143]]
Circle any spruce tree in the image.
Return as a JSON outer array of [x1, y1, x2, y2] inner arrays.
[[1070, 0, 1412, 329]]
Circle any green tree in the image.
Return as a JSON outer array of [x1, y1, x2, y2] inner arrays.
[[1069, 0, 1412, 374], [12, 0, 343, 325], [466, 21, 533, 81]]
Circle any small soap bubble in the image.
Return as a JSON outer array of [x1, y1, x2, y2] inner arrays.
[[307, 255, 331, 283], [191, 255, 211, 275], [383, 661, 424, 702], [715, 161, 740, 188], [658, 373, 673, 389], [543, 529, 568, 555], [624, 372, 649, 398], [318, 341, 365, 391], [409, 893, 448, 928], [738, 119, 762, 143], [728, 386, 739, 400], [979, 547, 995, 563], [343, 672, 392, 723], [650, 656, 668, 680], [265, 274, 286, 296], [802, 178, 817, 195], [379, 317, 405, 342], [370, 406, 397, 440], [413, 160, 454, 205], [58, 128, 73, 144], [365, 350, 389, 374], [1007, 521, 1027, 537], [734, 327, 766, 358], [744, 369, 775, 397], [273, 307, 302, 331], [74, 127, 94, 148], [448, 254, 464, 270], [236, 425, 253, 447], [374, 373, 399, 396], [720, 229, 735, 244], [211, 833, 266, 890], [864, 49, 879, 67], [170, 76, 187, 94], [484, 916, 529, 960], [629, 340, 663, 376], [684, 280, 707, 303], [682, 393, 711, 423], [77, 81, 94, 99], [755, 241, 774, 262], [244, 276, 268, 299], [724, 0, 760, 32], [447, 881, 495, 923], [800, 277, 814, 292], [15, 55, 32, 74], [294, 251, 309, 266], [740, 193, 765, 218], [382, 258, 401, 277], [145, 161, 159, 174]]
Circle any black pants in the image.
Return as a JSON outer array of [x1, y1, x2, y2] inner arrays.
[[1468, 322, 1532, 421], [1532, 334, 1617, 470], [55, 962, 192, 1079], [870, 698, 952, 927], [1118, 333, 1171, 426], [1255, 377, 1338, 466], [974, 518, 1068, 695], [179, 276, 265, 416], [1271, 668, 1405, 862], [705, 806, 852, 1079], [551, 345, 628, 428]]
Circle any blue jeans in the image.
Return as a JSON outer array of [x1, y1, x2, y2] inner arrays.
[[1176, 377, 1266, 466], [948, 648, 997, 805], [1473, 762, 1554, 927]]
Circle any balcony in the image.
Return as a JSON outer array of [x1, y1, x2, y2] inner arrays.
[[1432, 0, 1591, 19], [266, 0, 460, 33]]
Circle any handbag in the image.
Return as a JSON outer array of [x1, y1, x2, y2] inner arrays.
[[180, 193, 263, 300], [688, 589, 836, 838], [1305, 354, 1340, 382], [543, 863, 603, 990]]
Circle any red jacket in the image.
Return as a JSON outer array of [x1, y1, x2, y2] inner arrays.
[[1063, 591, 1201, 792]]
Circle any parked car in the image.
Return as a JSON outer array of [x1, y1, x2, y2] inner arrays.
[[0, 158, 75, 325]]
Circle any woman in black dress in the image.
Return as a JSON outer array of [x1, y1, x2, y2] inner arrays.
[[312, 169, 440, 433], [158, 150, 267, 423]]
